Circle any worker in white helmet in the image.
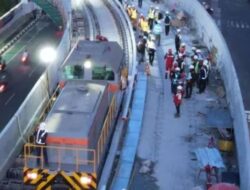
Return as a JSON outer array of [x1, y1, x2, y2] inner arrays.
[[35, 122, 48, 166], [185, 65, 196, 98]]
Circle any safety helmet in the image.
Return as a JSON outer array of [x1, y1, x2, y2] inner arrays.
[[196, 49, 201, 53], [177, 29, 181, 33], [39, 122, 46, 130], [181, 43, 186, 47], [193, 55, 198, 60], [191, 47, 196, 51], [177, 85, 183, 91], [189, 65, 194, 69], [175, 67, 180, 72], [165, 11, 169, 14], [156, 7, 159, 9]]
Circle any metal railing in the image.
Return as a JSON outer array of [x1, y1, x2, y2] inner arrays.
[[97, 96, 117, 165], [24, 143, 96, 173]]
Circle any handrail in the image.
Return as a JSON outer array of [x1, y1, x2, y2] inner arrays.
[[97, 96, 117, 166], [24, 143, 96, 173]]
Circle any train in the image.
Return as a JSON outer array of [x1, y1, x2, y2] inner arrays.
[[23, 40, 127, 190]]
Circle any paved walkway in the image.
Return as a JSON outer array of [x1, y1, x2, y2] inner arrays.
[[128, 0, 234, 189]]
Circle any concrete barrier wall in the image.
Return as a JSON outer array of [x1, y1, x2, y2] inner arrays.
[[0, 74, 49, 178], [0, 0, 72, 178], [165, 0, 250, 189]]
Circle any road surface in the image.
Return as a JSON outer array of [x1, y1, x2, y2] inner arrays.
[[0, 18, 59, 130]]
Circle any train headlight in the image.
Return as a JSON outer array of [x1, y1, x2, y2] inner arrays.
[[39, 46, 57, 64], [27, 172, 38, 180], [84, 60, 92, 69], [80, 176, 92, 185]]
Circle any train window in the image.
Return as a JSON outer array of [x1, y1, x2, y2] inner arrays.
[[64, 65, 83, 79], [92, 66, 114, 80]]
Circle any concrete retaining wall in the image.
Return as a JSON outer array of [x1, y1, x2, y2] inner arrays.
[[0, 0, 72, 179], [165, 0, 250, 189]]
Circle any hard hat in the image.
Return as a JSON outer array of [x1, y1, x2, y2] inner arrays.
[[165, 11, 169, 14], [177, 29, 181, 33], [203, 59, 208, 66], [193, 55, 198, 60], [39, 122, 46, 130], [196, 49, 201, 53], [156, 6, 159, 9], [175, 67, 180, 72], [178, 53, 183, 57], [189, 65, 194, 69], [181, 43, 186, 47], [191, 47, 196, 51], [177, 85, 183, 91], [143, 36, 147, 40]]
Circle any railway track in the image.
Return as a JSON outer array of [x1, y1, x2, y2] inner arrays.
[[0, 1, 136, 189]]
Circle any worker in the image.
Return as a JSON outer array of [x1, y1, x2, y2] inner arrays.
[[190, 46, 197, 60], [173, 85, 183, 117], [35, 122, 48, 166], [164, 11, 171, 36], [185, 65, 196, 98], [203, 59, 210, 85], [146, 37, 156, 66], [147, 6, 155, 30], [164, 48, 174, 79], [139, 16, 150, 36], [179, 43, 186, 56], [137, 35, 147, 64], [152, 20, 162, 46], [130, 6, 138, 30], [175, 29, 182, 53], [198, 64, 208, 93], [171, 67, 181, 94]]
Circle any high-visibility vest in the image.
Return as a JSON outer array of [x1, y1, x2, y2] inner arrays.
[[153, 24, 162, 35], [141, 20, 149, 32], [127, 7, 132, 17], [131, 9, 137, 20], [148, 9, 155, 19]]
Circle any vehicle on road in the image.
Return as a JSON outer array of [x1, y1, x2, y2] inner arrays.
[[20, 49, 29, 64], [0, 56, 6, 72], [0, 73, 8, 93]]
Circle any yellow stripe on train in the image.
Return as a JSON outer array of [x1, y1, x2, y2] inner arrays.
[[23, 168, 97, 190]]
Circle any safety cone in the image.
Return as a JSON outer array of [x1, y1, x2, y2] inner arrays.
[[145, 64, 151, 76]]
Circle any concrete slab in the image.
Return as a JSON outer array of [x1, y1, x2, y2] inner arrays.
[[206, 108, 233, 128]]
